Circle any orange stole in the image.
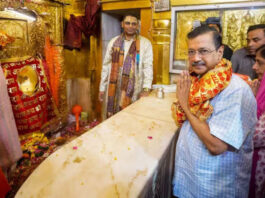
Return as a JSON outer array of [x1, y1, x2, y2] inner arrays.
[[172, 59, 232, 127]]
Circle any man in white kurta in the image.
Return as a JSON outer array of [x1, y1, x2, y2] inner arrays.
[[99, 15, 153, 119]]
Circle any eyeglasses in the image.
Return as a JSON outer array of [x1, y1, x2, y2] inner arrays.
[[188, 48, 216, 57], [124, 21, 138, 26]]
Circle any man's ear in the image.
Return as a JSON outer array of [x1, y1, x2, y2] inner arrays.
[[218, 45, 224, 58], [121, 21, 124, 29]]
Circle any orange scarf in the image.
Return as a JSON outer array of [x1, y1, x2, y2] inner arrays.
[[172, 58, 232, 127]]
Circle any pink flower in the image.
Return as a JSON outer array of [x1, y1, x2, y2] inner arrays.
[[73, 146, 78, 150]]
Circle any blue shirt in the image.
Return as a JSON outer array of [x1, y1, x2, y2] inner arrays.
[[172, 75, 257, 198]]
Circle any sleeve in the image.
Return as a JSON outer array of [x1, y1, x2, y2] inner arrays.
[[253, 112, 265, 148], [99, 39, 114, 92], [231, 52, 239, 73], [142, 39, 153, 89], [208, 82, 257, 150]]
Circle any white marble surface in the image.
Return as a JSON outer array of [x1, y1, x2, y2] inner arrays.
[[15, 93, 178, 198]]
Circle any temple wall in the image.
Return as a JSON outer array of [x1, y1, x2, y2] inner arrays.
[[63, 0, 99, 120]]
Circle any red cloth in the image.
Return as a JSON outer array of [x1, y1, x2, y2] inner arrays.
[[64, 0, 100, 49], [0, 169, 10, 198], [1, 57, 59, 135]]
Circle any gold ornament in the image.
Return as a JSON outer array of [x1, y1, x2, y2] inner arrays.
[[17, 65, 39, 96]]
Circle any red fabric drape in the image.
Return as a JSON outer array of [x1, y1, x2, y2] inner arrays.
[[0, 168, 10, 198], [64, 0, 100, 49], [2, 57, 59, 135]]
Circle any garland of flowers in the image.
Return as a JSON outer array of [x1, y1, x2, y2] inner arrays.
[[172, 58, 232, 127]]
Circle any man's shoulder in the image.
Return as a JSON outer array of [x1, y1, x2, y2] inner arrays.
[[224, 74, 252, 95], [139, 35, 152, 44], [106, 35, 121, 49], [214, 74, 255, 110], [230, 74, 249, 86], [109, 35, 151, 44], [233, 47, 247, 56], [109, 35, 120, 43]]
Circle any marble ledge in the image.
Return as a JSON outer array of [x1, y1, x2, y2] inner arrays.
[[15, 93, 178, 198], [123, 92, 176, 123]]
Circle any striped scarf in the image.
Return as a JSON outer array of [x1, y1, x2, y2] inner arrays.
[[107, 34, 140, 118]]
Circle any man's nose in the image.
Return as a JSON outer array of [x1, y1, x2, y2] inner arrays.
[[248, 40, 254, 47], [252, 62, 258, 70], [192, 52, 202, 61]]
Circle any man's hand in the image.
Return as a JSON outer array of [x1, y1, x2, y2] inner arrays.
[[139, 88, 150, 98], [176, 70, 228, 155], [98, 91, 105, 102], [176, 70, 191, 112], [250, 79, 260, 96]]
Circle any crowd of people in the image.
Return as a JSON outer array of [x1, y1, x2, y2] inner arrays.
[[1, 13, 264, 198]]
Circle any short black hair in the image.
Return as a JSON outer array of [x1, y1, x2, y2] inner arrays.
[[247, 24, 265, 35], [122, 14, 138, 22], [256, 44, 265, 59], [187, 25, 222, 50], [213, 23, 222, 33]]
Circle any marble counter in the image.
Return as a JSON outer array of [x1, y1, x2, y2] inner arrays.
[[15, 93, 178, 198]]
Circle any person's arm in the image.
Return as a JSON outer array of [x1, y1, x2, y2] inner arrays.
[[99, 40, 113, 102], [177, 71, 228, 155], [253, 113, 265, 148]]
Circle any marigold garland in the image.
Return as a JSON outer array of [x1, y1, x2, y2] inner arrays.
[[172, 58, 232, 127]]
